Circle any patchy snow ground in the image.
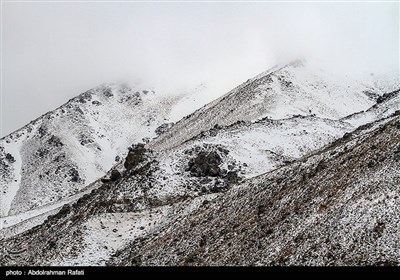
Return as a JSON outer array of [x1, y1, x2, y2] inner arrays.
[[180, 117, 353, 177], [56, 209, 169, 266], [53, 193, 217, 266]]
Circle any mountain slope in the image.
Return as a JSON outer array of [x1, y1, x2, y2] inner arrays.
[[167, 86, 400, 179], [0, 115, 352, 238], [0, 83, 209, 218], [148, 60, 377, 151], [342, 89, 400, 127], [109, 113, 400, 266], [165, 116, 352, 178]]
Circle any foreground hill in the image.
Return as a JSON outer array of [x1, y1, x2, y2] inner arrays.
[[109, 112, 400, 266]]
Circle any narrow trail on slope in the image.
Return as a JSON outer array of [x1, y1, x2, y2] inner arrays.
[[0, 180, 99, 232]]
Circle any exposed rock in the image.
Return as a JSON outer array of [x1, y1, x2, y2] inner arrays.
[[124, 144, 146, 170], [48, 135, 64, 147], [376, 89, 399, 104], [69, 168, 81, 183], [103, 88, 114, 97], [226, 171, 239, 184], [110, 170, 122, 181], [187, 151, 222, 177], [5, 153, 15, 163], [155, 123, 174, 136]]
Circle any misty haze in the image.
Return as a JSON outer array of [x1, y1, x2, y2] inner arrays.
[[0, 1, 400, 269]]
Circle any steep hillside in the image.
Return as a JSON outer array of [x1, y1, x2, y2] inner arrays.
[[148, 60, 376, 151], [109, 113, 400, 266], [166, 116, 352, 178], [0, 83, 208, 218]]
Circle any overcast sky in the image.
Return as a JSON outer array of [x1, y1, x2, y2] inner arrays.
[[1, 1, 399, 137]]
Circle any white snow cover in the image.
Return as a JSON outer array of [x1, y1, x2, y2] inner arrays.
[[343, 91, 400, 127], [149, 60, 377, 151], [0, 83, 212, 221], [184, 117, 353, 177]]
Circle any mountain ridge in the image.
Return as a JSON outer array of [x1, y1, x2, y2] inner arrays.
[[148, 60, 377, 151]]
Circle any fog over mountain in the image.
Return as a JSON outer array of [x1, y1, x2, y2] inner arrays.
[[2, 1, 398, 136]]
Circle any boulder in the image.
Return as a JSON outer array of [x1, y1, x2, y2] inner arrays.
[[110, 170, 122, 181], [187, 151, 222, 177], [124, 144, 146, 170]]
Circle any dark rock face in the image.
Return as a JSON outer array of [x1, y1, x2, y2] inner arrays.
[[110, 170, 122, 181], [69, 168, 81, 183], [103, 88, 114, 98], [226, 171, 239, 184], [124, 144, 146, 170], [79, 134, 94, 146], [184, 145, 243, 194], [78, 91, 93, 103], [38, 125, 47, 138], [187, 151, 222, 177], [376, 89, 400, 104]]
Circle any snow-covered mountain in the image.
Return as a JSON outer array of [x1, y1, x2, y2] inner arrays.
[[1, 60, 399, 266], [148, 60, 378, 151], [174, 88, 400, 178], [0, 83, 212, 219]]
